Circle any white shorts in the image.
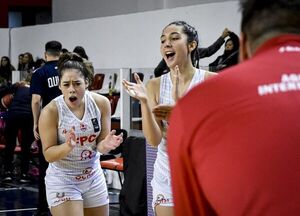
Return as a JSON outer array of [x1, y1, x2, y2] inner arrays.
[[45, 169, 109, 208], [151, 173, 174, 209]]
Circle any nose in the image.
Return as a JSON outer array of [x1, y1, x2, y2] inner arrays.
[[68, 84, 76, 92], [163, 39, 172, 48]]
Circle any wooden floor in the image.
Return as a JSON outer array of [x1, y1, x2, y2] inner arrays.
[[0, 177, 120, 216]]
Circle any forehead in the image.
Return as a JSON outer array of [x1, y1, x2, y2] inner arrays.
[[161, 24, 184, 36], [61, 68, 84, 80]]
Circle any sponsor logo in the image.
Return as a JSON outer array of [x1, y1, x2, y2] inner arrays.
[[258, 73, 300, 96]]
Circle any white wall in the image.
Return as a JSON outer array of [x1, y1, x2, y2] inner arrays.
[[0, 29, 10, 58], [10, 1, 240, 69], [52, 0, 235, 22]]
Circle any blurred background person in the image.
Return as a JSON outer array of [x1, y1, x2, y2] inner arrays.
[[209, 31, 240, 72]]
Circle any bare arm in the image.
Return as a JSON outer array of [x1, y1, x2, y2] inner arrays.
[[39, 101, 75, 163], [31, 94, 42, 140]]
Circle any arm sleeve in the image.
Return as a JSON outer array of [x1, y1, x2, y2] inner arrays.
[[30, 70, 42, 95], [198, 36, 225, 58]]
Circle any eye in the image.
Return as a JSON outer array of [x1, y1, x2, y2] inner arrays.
[[161, 39, 166, 44]]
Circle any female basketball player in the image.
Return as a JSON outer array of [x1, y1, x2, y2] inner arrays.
[[122, 21, 216, 215], [39, 52, 123, 216]]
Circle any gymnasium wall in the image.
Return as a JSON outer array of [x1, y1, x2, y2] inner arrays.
[[0, 29, 9, 58], [9, 1, 240, 69], [52, 0, 235, 23]]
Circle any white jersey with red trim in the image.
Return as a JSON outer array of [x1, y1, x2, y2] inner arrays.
[[152, 69, 206, 189], [46, 91, 101, 183]]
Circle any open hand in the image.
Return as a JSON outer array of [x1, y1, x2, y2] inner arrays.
[[152, 104, 174, 121], [122, 73, 147, 102], [98, 130, 123, 154], [65, 127, 77, 147]]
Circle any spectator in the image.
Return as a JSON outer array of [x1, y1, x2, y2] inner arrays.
[[168, 0, 300, 215], [1, 74, 34, 183], [0, 56, 15, 85], [17, 54, 24, 71], [209, 31, 240, 72]]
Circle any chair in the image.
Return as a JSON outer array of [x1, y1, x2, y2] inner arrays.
[[100, 128, 127, 180], [89, 73, 105, 92]]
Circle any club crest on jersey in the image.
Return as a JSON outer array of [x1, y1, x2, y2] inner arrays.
[[80, 123, 87, 132], [81, 150, 93, 160]]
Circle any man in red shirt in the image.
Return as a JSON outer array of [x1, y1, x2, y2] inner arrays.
[[168, 0, 300, 215]]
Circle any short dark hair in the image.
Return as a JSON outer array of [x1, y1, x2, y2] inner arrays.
[[240, 0, 300, 42], [73, 46, 89, 60], [45, 40, 62, 56]]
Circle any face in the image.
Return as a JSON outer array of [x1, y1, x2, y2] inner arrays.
[[23, 54, 29, 64], [160, 25, 191, 69], [18, 56, 23, 63], [1, 58, 8, 66], [225, 40, 234, 51], [59, 69, 87, 108]]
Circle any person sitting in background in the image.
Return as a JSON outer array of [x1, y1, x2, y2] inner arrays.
[[22, 52, 35, 73], [17, 54, 24, 71], [1, 74, 34, 183], [0, 56, 15, 86], [209, 31, 239, 72], [61, 48, 69, 54], [35, 58, 46, 69], [168, 0, 300, 215], [154, 28, 230, 77]]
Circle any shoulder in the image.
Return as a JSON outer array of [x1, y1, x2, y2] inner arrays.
[[146, 76, 160, 90], [41, 100, 58, 118], [89, 91, 110, 108], [204, 70, 218, 80]]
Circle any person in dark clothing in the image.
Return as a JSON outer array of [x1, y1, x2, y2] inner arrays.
[[209, 31, 240, 72], [1, 74, 34, 183], [0, 56, 15, 86], [30, 40, 62, 216], [153, 28, 230, 77]]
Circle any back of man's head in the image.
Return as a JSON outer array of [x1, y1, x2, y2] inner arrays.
[[240, 0, 300, 44], [45, 40, 62, 57]]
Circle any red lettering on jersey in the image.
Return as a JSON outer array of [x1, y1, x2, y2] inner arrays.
[[88, 134, 96, 142]]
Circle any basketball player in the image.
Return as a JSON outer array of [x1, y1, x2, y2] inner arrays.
[[122, 21, 216, 215], [38, 52, 123, 216]]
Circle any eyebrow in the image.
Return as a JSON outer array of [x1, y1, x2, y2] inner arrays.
[[161, 32, 180, 39]]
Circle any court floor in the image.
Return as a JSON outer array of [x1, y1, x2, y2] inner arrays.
[[0, 180, 120, 216]]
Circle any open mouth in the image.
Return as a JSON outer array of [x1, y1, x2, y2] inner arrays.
[[69, 96, 77, 102], [166, 51, 175, 60]]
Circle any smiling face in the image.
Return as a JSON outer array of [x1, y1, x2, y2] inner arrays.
[[59, 68, 87, 108], [160, 24, 192, 69]]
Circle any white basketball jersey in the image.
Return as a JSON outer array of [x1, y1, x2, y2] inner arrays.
[[47, 91, 102, 183], [153, 69, 206, 186]]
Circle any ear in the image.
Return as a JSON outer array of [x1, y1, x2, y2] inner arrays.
[[44, 52, 47, 61], [85, 78, 89, 89], [239, 32, 252, 62], [188, 41, 197, 53]]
